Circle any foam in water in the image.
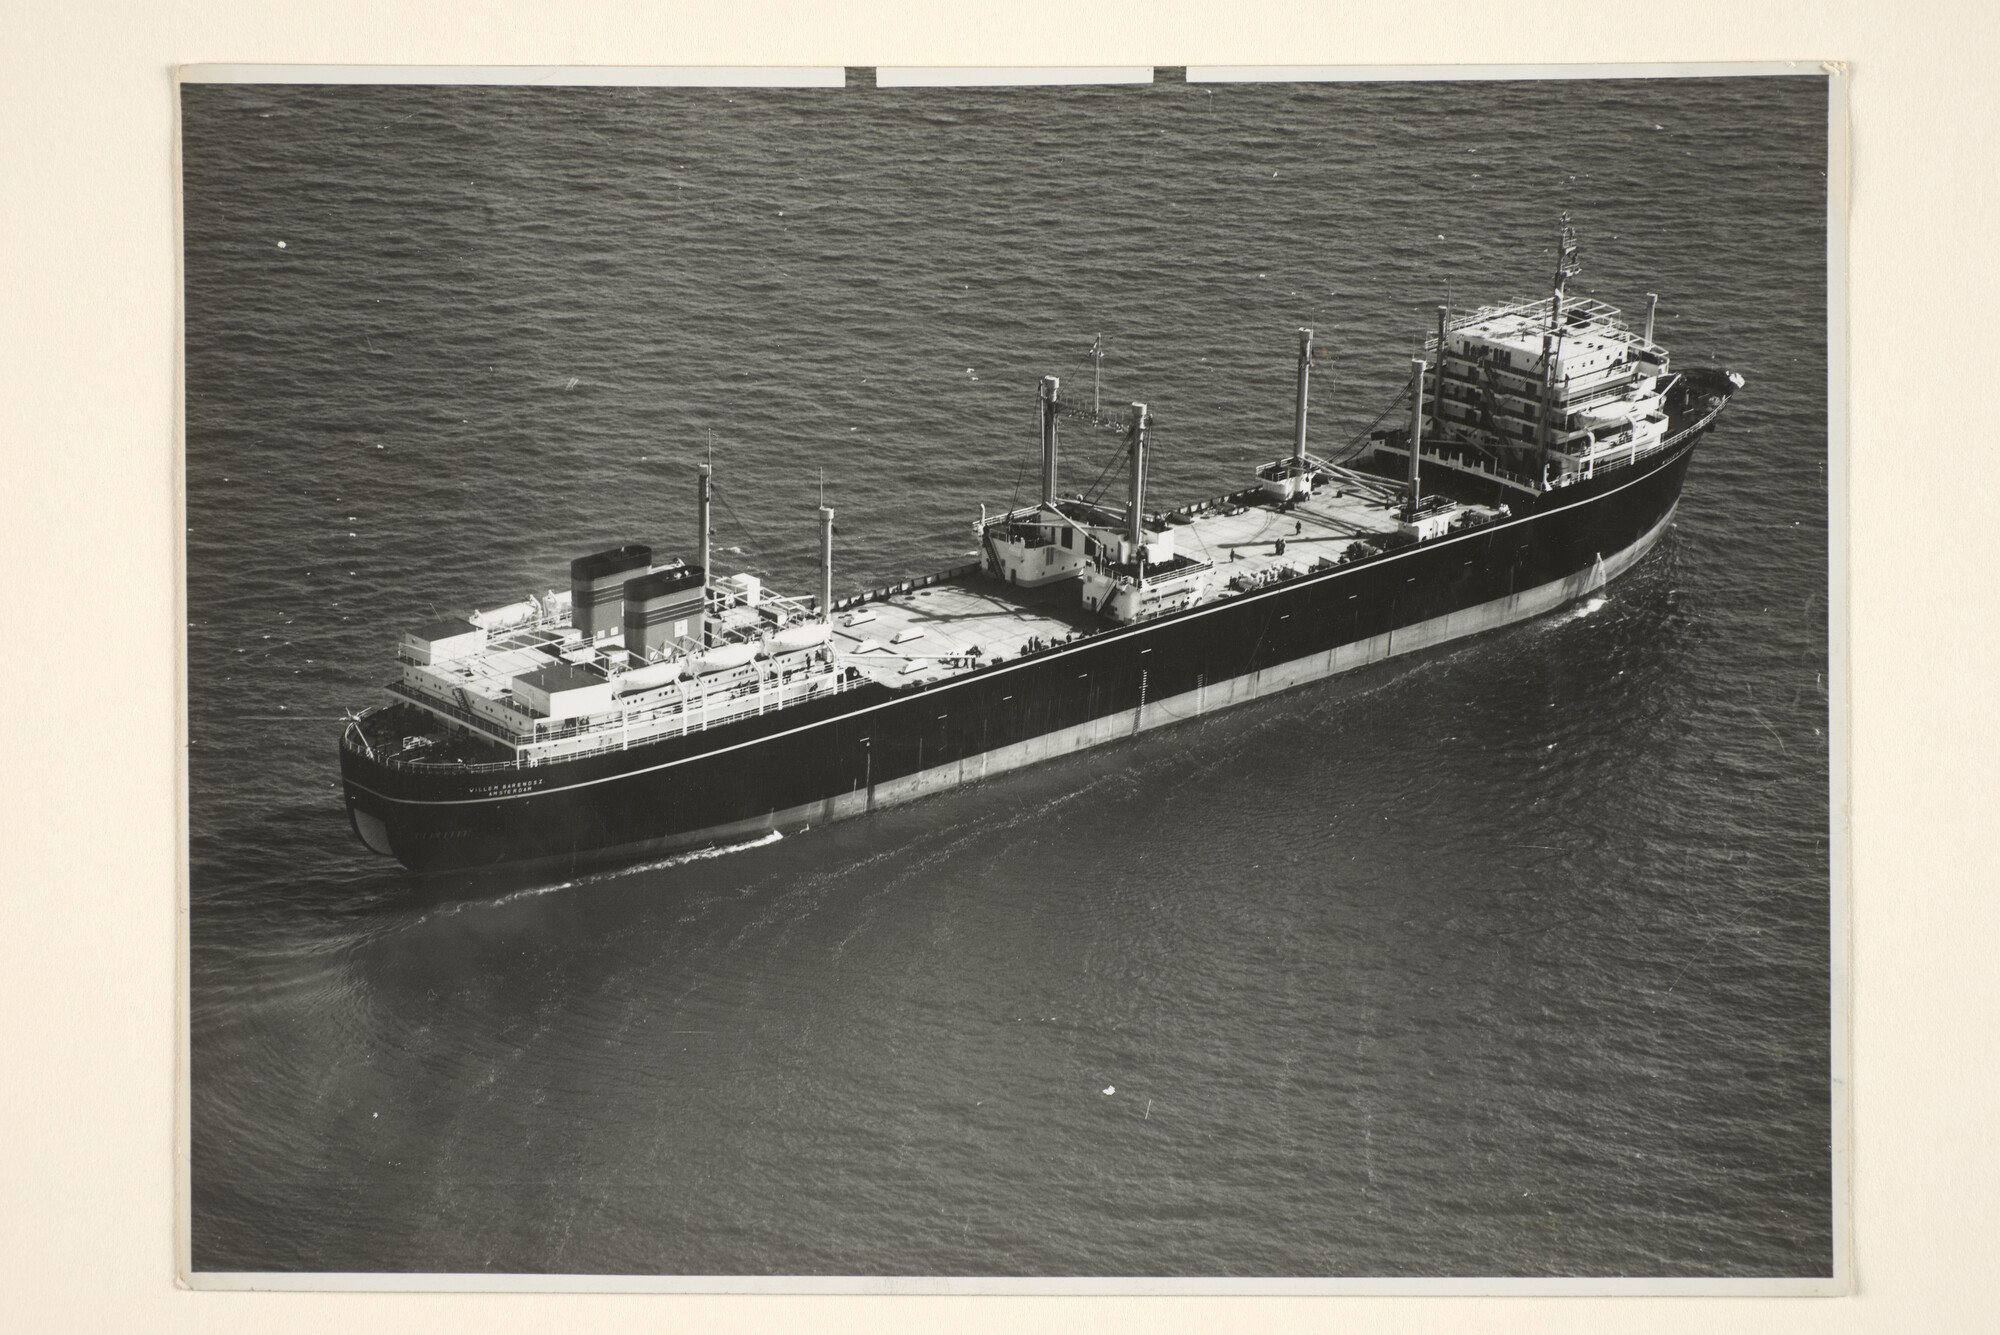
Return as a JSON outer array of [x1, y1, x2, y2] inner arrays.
[[434, 830, 787, 915]]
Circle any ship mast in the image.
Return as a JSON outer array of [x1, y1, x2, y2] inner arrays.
[[1432, 304, 1447, 442], [819, 480, 835, 626], [1091, 333, 1104, 418], [1126, 401, 1149, 567], [696, 461, 713, 617], [1403, 356, 1425, 518], [1291, 327, 1313, 467], [1548, 213, 1579, 331], [1537, 214, 1582, 484], [1038, 375, 1061, 505]]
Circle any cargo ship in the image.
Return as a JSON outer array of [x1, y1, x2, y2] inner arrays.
[[339, 221, 1741, 872]]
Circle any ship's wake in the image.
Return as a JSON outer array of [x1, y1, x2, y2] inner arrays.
[[1546, 595, 1611, 630], [431, 830, 787, 915]]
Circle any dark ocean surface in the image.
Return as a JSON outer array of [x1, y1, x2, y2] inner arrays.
[[181, 73, 1831, 1277]]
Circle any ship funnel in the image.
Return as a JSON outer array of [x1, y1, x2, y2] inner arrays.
[[622, 565, 706, 663], [1292, 327, 1313, 464], [1405, 357, 1425, 516], [571, 544, 652, 640], [819, 503, 835, 622], [1127, 402, 1149, 555], [1039, 376, 1061, 505]]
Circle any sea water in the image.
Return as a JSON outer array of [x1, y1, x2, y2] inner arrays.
[[182, 73, 1831, 1276]]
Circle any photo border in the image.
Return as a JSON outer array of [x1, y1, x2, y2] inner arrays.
[[168, 57, 1850, 1299]]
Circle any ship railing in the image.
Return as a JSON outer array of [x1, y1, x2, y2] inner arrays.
[[704, 588, 822, 646], [358, 659, 864, 773], [1669, 399, 1725, 441], [396, 622, 572, 671], [830, 562, 982, 614], [1102, 554, 1214, 589], [341, 736, 526, 776], [493, 604, 575, 636], [404, 651, 588, 703], [1141, 557, 1212, 584], [1429, 296, 1664, 359], [434, 604, 578, 649], [382, 681, 530, 745], [1434, 385, 1648, 441], [1559, 376, 1658, 412], [1374, 438, 1542, 493], [1436, 368, 1649, 415], [1458, 454, 1540, 490], [511, 660, 862, 768], [1439, 294, 1627, 333], [341, 695, 526, 773], [979, 503, 1052, 532], [993, 524, 1054, 549], [364, 755, 520, 775], [1549, 431, 1683, 486], [1152, 485, 1265, 525]]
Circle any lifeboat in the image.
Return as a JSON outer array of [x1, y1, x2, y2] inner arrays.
[[691, 641, 759, 674], [471, 600, 537, 630], [613, 660, 682, 694], [768, 622, 833, 655]]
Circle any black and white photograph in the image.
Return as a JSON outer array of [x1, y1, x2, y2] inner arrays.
[[179, 65, 1837, 1285]]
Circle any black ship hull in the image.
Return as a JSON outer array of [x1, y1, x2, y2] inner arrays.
[[340, 409, 1718, 874]]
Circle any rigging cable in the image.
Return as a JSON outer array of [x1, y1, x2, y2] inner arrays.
[[1005, 392, 1045, 516], [1328, 379, 1411, 462], [1077, 435, 1133, 512], [709, 479, 766, 557]]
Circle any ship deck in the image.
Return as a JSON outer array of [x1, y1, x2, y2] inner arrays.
[[835, 477, 1411, 686], [367, 468, 1432, 769]]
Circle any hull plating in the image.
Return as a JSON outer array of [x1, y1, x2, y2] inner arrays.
[[343, 433, 1700, 872]]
